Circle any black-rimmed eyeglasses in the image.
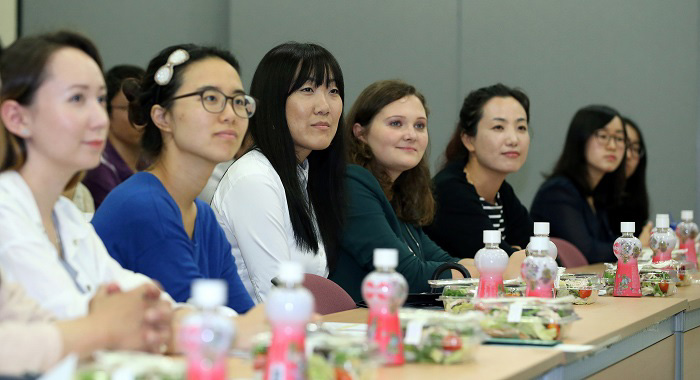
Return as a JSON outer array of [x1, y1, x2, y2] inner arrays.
[[171, 87, 257, 119]]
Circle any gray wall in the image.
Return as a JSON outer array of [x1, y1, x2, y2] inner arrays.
[[229, 0, 700, 220], [22, 0, 230, 69], [21, 0, 700, 221]]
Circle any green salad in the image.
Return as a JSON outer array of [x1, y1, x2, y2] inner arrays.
[[400, 309, 483, 364], [475, 298, 578, 341]]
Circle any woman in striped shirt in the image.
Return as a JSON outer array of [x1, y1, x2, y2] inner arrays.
[[425, 84, 533, 259]]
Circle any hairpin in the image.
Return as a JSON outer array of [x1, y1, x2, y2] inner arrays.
[[154, 49, 190, 86]]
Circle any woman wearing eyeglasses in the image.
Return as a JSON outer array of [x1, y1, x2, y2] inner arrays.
[[210, 42, 346, 303], [531, 105, 627, 264], [92, 44, 256, 313], [608, 117, 651, 244]]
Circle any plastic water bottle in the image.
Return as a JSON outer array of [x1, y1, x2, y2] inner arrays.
[[179, 279, 234, 380], [264, 261, 314, 380], [526, 222, 558, 260], [362, 248, 408, 366], [474, 230, 509, 298], [521, 236, 558, 297], [613, 222, 642, 297], [676, 210, 699, 269], [650, 214, 677, 263]]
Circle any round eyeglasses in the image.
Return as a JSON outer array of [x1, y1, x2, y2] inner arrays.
[[593, 129, 626, 150], [627, 143, 645, 158], [170, 87, 257, 118]]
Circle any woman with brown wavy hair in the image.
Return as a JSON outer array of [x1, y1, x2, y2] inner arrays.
[[330, 80, 523, 301]]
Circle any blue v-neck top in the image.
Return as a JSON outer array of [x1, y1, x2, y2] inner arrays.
[[93, 172, 254, 313]]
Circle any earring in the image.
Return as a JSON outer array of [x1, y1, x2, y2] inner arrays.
[[20, 129, 30, 137]]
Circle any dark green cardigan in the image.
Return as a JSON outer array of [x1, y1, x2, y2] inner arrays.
[[329, 165, 464, 301]]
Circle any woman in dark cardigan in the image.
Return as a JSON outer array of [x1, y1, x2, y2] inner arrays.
[[425, 84, 533, 259], [531, 105, 627, 264], [330, 80, 526, 301]]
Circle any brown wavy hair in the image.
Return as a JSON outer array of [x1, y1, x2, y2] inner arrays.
[[345, 79, 434, 225]]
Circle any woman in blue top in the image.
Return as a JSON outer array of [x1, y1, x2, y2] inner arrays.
[[92, 44, 256, 313]]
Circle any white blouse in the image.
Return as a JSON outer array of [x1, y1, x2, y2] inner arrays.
[[211, 150, 328, 303], [0, 171, 171, 319]]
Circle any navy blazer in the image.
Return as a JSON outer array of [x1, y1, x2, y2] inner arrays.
[[530, 176, 616, 263]]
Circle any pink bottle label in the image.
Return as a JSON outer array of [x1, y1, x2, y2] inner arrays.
[[367, 308, 403, 365], [652, 250, 672, 263], [521, 258, 555, 298], [525, 285, 554, 297], [181, 325, 226, 380], [264, 325, 306, 380], [681, 241, 698, 268], [614, 260, 642, 297], [363, 280, 404, 366], [477, 273, 504, 298]]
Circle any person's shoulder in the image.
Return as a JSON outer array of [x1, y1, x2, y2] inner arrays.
[[433, 160, 465, 185], [345, 164, 382, 190], [538, 176, 577, 193], [217, 150, 281, 192]]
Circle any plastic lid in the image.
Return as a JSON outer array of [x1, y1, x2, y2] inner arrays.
[[533, 222, 550, 235], [278, 261, 304, 284], [191, 279, 227, 308], [621, 222, 636, 233], [681, 210, 694, 220], [656, 214, 670, 229], [529, 236, 549, 251], [483, 230, 501, 244], [374, 248, 398, 268]]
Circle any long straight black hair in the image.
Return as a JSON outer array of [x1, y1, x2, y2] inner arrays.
[[614, 117, 649, 232], [246, 42, 345, 271], [548, 105, 627, 206]]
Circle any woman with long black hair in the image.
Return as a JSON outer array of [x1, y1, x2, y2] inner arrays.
[[211, 42, 346, 303], [531, 105, 627, 263]]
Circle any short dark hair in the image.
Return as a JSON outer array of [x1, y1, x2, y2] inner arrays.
[[345, 79, 435, 226], [549, 105, 627, 205], [444, 83, 530, 165], [105, 64, 144, 115], [122, 44, 240, 161], [246, 42, 346, 271], [1, 30, 102, 176]]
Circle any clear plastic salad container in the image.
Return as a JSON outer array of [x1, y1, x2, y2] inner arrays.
[[503, 283, 527, 297], [472, 297, 579, 341], [428, 278, 479, 289], [399, 309, 484, 364], [439, 294, 477, 314], [76, 351, 185, 380], [306, 334, 378, 380], [251, 332, 378, 380], [555, 273, 604, 305], [441, 284, 477, 297], [639, 269, 679, 297]]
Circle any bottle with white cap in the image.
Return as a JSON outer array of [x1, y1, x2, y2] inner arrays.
[[676, 210, 699, 269], [521, 236, 558, 297], [526, 222, 558, 260], [264, 261, 314, 380], [179, 279, 234, 380], [650, 214, 677, 263], [612, 222, 643, 297], [474, 230, 509, 298], [361, 248, 408, 366]]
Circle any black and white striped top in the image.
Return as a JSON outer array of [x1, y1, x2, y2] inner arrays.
[[480, 192, 505, 240]]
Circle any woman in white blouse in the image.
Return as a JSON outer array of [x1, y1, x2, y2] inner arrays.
[[0, 31, 175, 320], [211, 42, 346, 303]]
